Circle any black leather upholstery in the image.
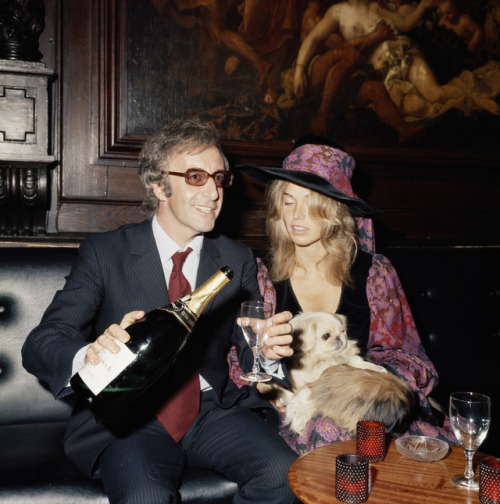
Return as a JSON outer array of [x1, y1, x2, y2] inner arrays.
[[0, 246, 499, 502], [388, 248, 500, 456]]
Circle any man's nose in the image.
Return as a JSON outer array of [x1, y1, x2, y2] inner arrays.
[[202, 177, 220, 199]]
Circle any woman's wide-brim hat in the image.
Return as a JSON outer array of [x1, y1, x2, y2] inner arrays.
[[237, 143, 381, 216]]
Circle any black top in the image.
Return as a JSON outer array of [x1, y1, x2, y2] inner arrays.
[[273, 250, 373, 354]]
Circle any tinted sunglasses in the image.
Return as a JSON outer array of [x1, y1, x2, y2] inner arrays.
[[168, 169, 234, 188]]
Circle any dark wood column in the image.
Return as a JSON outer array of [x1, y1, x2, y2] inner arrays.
[[0, 163, 50, 236]]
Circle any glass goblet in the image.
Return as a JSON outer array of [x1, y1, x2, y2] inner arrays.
[[449, 391, 491, 490], [239, 301, 274, 382]]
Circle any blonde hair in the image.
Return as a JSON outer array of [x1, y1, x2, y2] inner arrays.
[[266, 180, 358, 286]]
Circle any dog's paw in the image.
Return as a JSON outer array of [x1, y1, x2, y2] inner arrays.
[[285, 387, 315, 434], [351, 356, 387, 373], [286, 408, 310, 434]]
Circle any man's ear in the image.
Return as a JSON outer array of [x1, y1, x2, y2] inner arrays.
[[152, 182, 168, 202]]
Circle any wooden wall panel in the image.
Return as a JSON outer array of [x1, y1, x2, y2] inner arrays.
[[107, 165, 144, 200], [10, 0, 493, 249], [61, 0, 106, 199], [57, 202, 143, 234]]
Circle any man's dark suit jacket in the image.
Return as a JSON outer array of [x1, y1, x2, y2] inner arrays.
[[22, 220, 276, 477]]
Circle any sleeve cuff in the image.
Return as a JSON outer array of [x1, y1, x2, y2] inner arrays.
[[259, 354, 285, 379], [66, 344, 89, 387]]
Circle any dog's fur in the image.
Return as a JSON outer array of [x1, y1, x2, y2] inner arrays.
[[263, 312, 413, 434]]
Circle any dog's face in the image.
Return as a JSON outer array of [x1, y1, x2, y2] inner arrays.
[[290, 312, 348, 361]]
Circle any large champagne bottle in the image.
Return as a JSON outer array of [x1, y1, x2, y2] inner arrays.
[[70, 266, 233, 423]]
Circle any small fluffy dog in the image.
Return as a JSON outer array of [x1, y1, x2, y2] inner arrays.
[[263, 312, 413, 435]]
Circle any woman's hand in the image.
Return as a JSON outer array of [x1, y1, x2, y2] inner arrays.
[[84, 310, 145, 365], [261, 310, 294, 360]]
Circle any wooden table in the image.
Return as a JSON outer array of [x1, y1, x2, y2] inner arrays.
[[288, 439, 488, 503]]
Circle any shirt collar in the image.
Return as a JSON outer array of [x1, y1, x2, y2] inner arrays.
[[152, 215, 204, 264]]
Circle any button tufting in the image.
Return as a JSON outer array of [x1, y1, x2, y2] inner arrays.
[[420, 290, 434, 298], [0, 359, 10, 380], [0, 298, 12, 321], [428, 332, 438, 344]]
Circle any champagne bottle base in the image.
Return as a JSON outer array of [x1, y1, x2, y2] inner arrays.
[[71, 372, 149, 424]]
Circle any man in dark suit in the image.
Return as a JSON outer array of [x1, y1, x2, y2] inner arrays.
[[22, 118, 298, 503]]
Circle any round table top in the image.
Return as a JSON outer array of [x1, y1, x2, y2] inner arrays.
[[288, 439, 488, 504]]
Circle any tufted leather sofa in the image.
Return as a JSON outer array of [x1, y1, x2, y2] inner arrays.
[[0, 245, 499, 503]]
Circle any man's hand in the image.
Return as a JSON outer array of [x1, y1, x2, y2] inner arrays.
[[261, 310, 294, 360], [84, 310, 145, 365]]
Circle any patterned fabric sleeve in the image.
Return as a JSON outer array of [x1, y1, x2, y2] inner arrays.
[[365, 254, 457, 443], [365, 254, 438, 400]]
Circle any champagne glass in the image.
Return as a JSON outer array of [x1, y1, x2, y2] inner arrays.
[[449, 391, 491, 490], [239, 301, 274, 382]]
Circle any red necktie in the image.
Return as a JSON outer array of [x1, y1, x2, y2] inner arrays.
[[156, 248, 200, 442]]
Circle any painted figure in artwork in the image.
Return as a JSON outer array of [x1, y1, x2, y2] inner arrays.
[[292, 0, 500, 139]]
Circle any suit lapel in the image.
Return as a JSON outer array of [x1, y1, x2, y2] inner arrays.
[[195, 237, 226, 314], [196, 237, 223, 287], [129, 221, 169, 306]]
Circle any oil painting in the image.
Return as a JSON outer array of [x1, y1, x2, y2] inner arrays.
[[126, 0, 500, 154]]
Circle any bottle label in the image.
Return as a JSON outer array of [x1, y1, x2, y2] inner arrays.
[[77, 340, 136, 395]]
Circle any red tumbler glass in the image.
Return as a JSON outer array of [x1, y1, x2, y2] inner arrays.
[[480, 457, 500, 504], [356, 420, 386, 462]]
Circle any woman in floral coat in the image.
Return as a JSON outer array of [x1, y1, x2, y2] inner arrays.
[[230, 138, 456, 455]]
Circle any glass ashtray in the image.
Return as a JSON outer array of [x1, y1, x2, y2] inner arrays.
[[395, 436, 449, 462]]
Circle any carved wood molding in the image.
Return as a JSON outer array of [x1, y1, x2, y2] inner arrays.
[[0, 164, 50, 236], [0, 0, 45, 62]]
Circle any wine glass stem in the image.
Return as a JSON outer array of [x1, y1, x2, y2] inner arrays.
[[252, 347, 261, 375], [464, 449, 475, 480]]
